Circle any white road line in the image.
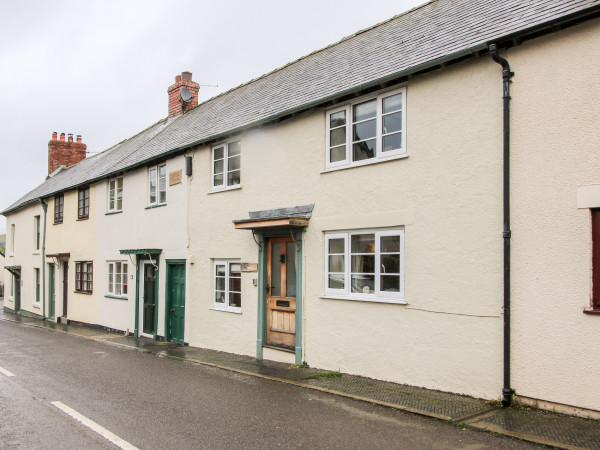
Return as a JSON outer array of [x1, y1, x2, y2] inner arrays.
[[51, 401, 139, 450], [0, 366, 15, 377]]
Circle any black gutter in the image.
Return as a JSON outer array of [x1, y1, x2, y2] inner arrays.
[[489, 43, 515, 407]]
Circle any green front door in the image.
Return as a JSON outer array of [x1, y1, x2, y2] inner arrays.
[[142, 263, 157, 336], [166, 262, 185, 344], [48, 264, 55, 319], [14, 274, 21, 312]]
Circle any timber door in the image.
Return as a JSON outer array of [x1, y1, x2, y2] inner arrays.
[[48, 264, 55, 319], [166, 263, 186, 344], [266, 237, 296, 350], [62, 262, 68, 317], [14, 274, 21, 312], [140, 262, 157, 338]]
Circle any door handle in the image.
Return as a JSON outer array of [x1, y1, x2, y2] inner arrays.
[[266, 284, 270, 293], [170, 308, 175, 312]]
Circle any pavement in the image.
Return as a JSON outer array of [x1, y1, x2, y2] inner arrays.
[[1, 301, 599, 450]]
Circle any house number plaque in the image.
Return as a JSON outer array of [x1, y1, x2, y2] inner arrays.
[[241, 263, 258, 272], [169, 170, 182, 186]]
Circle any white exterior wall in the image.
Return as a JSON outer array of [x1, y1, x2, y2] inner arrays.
[[3, 203, 46, 316], [509, 18, 600, 412], [187, 55, 505, 399], [95, 155, 189, 338]]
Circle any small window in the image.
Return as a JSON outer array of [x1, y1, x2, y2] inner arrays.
[[33, 216, 40, 251], [213, 260, 242, 312], [592, 209, 600, 311], [148, 164, 166, 206], [75, 261, 93, 293], [10, 224, 15, 253], [54, 194, 64, 224], [326, 87, 406, 170], [34, 268, 40, 303], [78, 187, 90, 219], [325, 229, 404, 302], [108, 177, 123, 212], [107, 261, 128, 297], [212, 140, 241, 190]]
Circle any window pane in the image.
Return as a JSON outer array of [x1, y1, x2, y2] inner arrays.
[[381, 254, 400, 274], [214, 173, 224, 187], [330, 146, 346, 163], [382, 93, 402, 114], [271, 243, 282, 297], [351, 275, 374, 294], [227, 170, 241, 186], [330, 110, 346, 128], [159, 165, 166, 178], [383, 134, 402, 152], [215, 291, 225, 303], [351, 255, 375, 273], [286, 243, 296, 298], [328, 274, 345, 289], [214, 146, 224, 160], [353, 99, 376, 122], [228, 141, 241, 157], [228, 155, 241, 171], [229, 292, 241, 308], [214, 159, 224, 174], [330, 128, 346, 147], [352, 139, 376, 161], [329, 238, 345, 254], [381, 275, 400, 292], [230, 263, 241, 276], [381, 235, 400, 252], [383, 112, 402, 134], [216, 277, 225, 291], [329, 255, 345, 272], [216, 264, 225, 276], [353, 120, 376, 142], [159, 188, 166, 204], [229, 276, 241, 292], [351, 234, 375, 253]]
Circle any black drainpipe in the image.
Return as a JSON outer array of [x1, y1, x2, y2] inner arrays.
[[489, 43, 515, 406]]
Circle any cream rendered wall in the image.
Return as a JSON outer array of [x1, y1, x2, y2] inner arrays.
[[188, 55, 505, 399], [3, 203, 45, 316], [509, 18, 600, 412], [95, 156, 189, 337], [46, 187, 98, 324]]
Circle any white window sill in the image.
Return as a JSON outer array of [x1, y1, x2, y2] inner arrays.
[[32, 303, 40, 309], [32, 251, 40, 255], [209, 307, 242, 314], [321, 154, 409, 174], [320, 295, 406, 305], [208, 185, 241, 195]]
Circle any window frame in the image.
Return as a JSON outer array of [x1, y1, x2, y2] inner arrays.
[[148, 164, 167, 206], [107, 261, 128, 297], [591, 209, 600, 311], [54, 194, 64, 224], [10, 224, 15, 254], [34, 268, 40, 303], [324, 228, 405, 303], [326, 87, 407, 170], [33, 215, 40, 251], [213, 259, 242, 313], [212, 140, 241, 191], [75, 261, 93, 294], [107, 177, 123, 213], [78, 186, 90, 220]]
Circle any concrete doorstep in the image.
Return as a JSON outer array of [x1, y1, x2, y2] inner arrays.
[[1, 307, 599, 450]]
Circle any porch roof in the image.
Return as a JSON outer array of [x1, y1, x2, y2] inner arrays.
[[233, 204, 314, 230], [4, 265, 21, 276], [119, 249, 163, 255]]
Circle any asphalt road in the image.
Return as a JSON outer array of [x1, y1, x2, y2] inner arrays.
[[0, 320, 536, 449]]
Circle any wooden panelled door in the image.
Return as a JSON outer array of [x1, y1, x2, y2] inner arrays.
[[267, 237, 297, 350]]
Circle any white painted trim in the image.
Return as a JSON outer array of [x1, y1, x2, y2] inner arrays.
[[577, 185, 600, 208], [211, 139, 242, 192], [51, 401, 139, 450], [213, 259, 242, 313], [138, 260, 157, 339]]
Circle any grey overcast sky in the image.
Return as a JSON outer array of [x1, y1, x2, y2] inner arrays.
[[0, 0, 426, 234]]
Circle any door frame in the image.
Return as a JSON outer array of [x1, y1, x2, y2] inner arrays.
[[165, 260, 186, 344], [48, 263, 55, 319], [138, 260, 158, 339], [133, 253, 161, 339], [13, 271, 21, 313], [256, 230, 304, 364], [62, 261, 68, 318]]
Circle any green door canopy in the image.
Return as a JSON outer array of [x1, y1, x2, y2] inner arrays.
[[119, 249, 163, 255], [5, 265, 21, 276]]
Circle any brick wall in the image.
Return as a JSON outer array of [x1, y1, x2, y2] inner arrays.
[[167, 72, 200, 117], [48, 132, 86, 175]]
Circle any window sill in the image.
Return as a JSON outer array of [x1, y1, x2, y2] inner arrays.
[[105, 294, 128, 300], [145, 203, 167, 210], [32, 303, 40, 309], [583, 308, 600, 315], [77, 217, 89, 221], [32, 251, 40, 255], [321, 154, 409, 174], [105, 210, 123, 216], [320, 295, 406, 305], [74, 291, 93, 295], [53, 222, 63, 225], [208, 185, 242, 195], [209, 307, 242, 314]]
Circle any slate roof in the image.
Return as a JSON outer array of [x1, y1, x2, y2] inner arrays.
[[3, 0, 600, 214]]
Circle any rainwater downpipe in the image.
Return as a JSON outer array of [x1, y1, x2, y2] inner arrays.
[[489, 43, 515, 407], [40, 199, 48, 320]]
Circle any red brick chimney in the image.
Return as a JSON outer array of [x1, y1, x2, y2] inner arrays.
[[48, 132, 87, 175], [167, 71, 199, 117]]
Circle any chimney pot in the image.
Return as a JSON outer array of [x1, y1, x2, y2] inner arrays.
[[76, 135, 82, 143], [68, 133, 73, 142], [52, 132, 57, 141], [175, 75, 181, 83], [60, 133, 65, 142], [48, 132, 86, 175], [168, 72, 200, 118], [181, 71, 192, 81]]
